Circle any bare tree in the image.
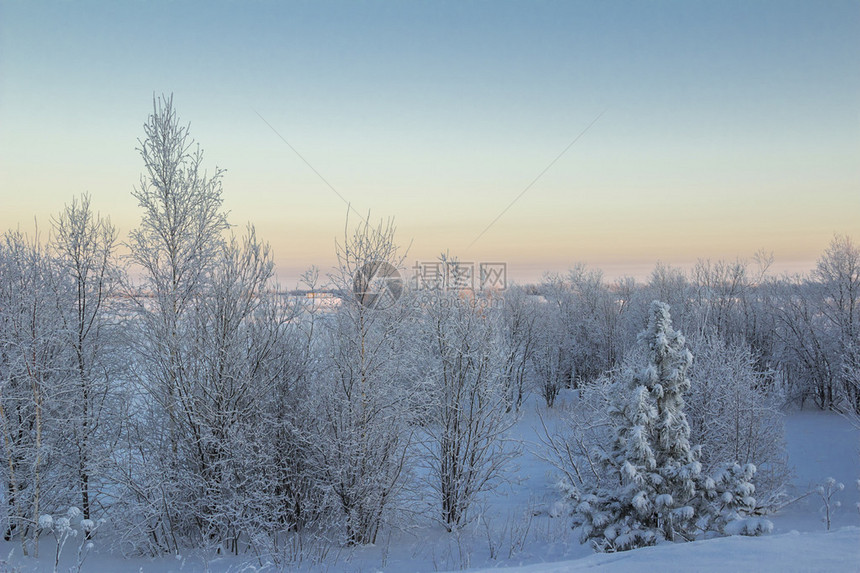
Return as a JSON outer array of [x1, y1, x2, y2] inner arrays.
[[312, 215, 412, 545], [814, 235, 860, 413], [122, 94, 229, 553], [50, 193, 120, 522], [416, 259, 519, 530], [0, 231, 68, 556]]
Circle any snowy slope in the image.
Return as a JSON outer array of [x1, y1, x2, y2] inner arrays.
[[467, 527, 860, 573]]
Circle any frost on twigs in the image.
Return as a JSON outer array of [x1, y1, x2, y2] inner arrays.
[[38, 507, 104, 573], [815, 477, 844, 531], [855, 479, 860, 516]]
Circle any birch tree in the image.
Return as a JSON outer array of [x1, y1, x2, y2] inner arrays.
[[0, 231, 68, 556], [50, 193, 121, 522], [814, 235, 860, 413], [312, 216, 411, 545], [122, 94, 229, 553], [416, 258, 519, 530]]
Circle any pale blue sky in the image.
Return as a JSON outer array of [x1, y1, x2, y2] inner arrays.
[[1, 1, 858, 284]]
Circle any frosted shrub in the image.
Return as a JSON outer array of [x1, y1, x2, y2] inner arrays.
[[686, 335, 790, 507], [856, 479, 860, 516], [816, 477, 844, 531], [38, 506, 103, 573]]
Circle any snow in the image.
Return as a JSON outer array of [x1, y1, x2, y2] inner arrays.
[[37, 514, 52, 530], [723, 516, 773, 536], [467, 528, 860, 573], [774, 410, 860, 533]]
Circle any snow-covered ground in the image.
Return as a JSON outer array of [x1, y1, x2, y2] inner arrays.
[[3, 393, 859, 572], [469, 527, 860, 573]]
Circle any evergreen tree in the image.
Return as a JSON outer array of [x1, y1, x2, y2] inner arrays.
[[576, 301, 766, 551]]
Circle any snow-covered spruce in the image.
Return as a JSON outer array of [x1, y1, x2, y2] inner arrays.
[[574, 301, 768, 552], [698, 462, 772, 536]]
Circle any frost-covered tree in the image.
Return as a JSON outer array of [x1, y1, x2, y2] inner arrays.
[[535, 275, 577, 389], [762, 237, 860, 412], [815, 235, 860, 346], [311, 215, 412, 545], [686, 335, 789, 506], [690, 259, 750, 341], [576, 301, 762, 551], [50, 193, 121, 522], [499, 285, 538, 411], [415, 267, 519, 529], [645, 263, 691, 332], [771, 276, 836, 409], [814, 235, 860, 413], [177, 227, 285, 551], [261, 268, 326, 537], [842, 343, 860, 417], [0, 231, 69, 556], [539, 265, 634, 388], [120, 97, 319, 555], [530, 301, 568, 408], [121, 94, 230, 553]]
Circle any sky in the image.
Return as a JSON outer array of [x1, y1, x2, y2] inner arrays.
[[1, 0, 858, 286]]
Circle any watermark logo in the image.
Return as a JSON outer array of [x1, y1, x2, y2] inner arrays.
[[479, 263, 507, 290], [353, 261, 403, 309], [412, 261, 507, 292], [354, 260, 507, 310]]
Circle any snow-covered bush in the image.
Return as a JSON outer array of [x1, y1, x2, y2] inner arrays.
[[38, 506, 103, 573], [697, 462, 772, 537], [816, 477, 844, 531], [686, 335, 790, 507]]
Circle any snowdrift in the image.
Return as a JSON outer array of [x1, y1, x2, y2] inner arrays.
[[469, 527, 860, 573]]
